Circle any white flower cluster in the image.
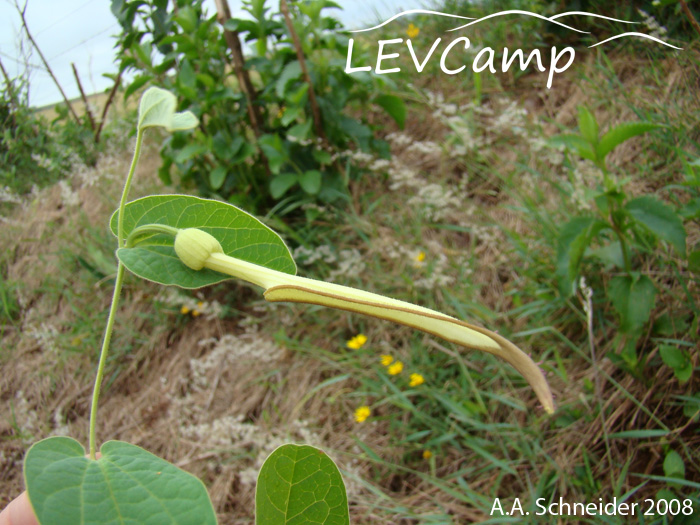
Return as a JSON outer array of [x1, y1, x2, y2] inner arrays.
[[12, 390, 40, 445], [58, 180, 80, 207], [190, 329, 284, 391], [0, 186, 22, 204], [293, 244, 366, 281], [407, 183, 462, 222], [638, 9, 668, 39], [179, 415, 322, 485]]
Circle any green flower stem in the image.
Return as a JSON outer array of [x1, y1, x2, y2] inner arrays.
[[126, 224, 180, 248], [88, 128, 145, 460], [178, 230, 554, 414], [118, 129, 144, 247]]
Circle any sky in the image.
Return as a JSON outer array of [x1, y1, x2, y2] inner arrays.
[[0, 0, 430, 107]]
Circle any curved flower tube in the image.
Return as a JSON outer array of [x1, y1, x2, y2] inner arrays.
[[174, 228, 555, 414]]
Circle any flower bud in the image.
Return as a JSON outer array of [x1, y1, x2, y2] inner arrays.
[[174, 228, 223, 270]]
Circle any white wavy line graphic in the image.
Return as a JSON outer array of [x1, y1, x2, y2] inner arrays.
[[588, 32, 683, 50], [350, 9, 680, 50], [446, 10, 589, 33], [549, 11, 638, 23], [348, 9, 474, 33]]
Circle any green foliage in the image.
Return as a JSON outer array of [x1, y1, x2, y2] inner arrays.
[[111, 0, 399, 214], [0, 75, 96, 197], [24, 437, 217, 525], [110, 194, 297, 288], [256, 444, 349, 524]]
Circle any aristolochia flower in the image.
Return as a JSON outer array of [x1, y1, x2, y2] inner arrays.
[[173, 228, 555, 414], [355, 406, 371, 423]]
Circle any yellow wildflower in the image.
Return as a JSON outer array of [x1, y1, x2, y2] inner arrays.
[[277, 106, 285, 119], [197, 301, 204, 309], [407, 23, 420, 39], [355, 405, 371, 423], [415, 251, 426, 262], [409, 373, 425, 387], [347, 334, 368, 349], [388, 361, 403, 375], [422, 449, 432, 460], [192, 309, 201, 317], [180, 305, 190, 315], [380, 354, 394, 366]]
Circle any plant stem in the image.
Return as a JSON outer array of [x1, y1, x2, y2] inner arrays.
[[88, 262, 126, 459], [118, 129, 144, 247], [88, 128, 145, 459]]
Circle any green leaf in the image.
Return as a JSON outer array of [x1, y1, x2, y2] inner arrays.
[[24, 437, 216, 525], [138, 86, 199, 132], [270, 173, 298, 199], [174, 143, 207, 163], [659, 345, 693, 383], [556, 217, 608, 295], [300, 170, 322, 194], [625, 196, 686, 257], [375, 94, 406, 129], [124, 74, 153, 101], [607, 274, 657, 334], [258, 133, 288, 174], [276, 60, 303, 98], [549, 134, 596, 162], [256, 444, 349, 525], [663, 450, 685, 479], [209, 166, 227, 190], [596, 122, 662, 160], [577, 106, 599, 145], [688, 250, 700, 272], [110, 195, 296, 288]]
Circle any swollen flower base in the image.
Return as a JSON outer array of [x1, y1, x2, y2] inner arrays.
[[174, 228, 555, 414]]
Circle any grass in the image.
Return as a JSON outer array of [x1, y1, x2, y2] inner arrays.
[[1, 6, 699, 524]]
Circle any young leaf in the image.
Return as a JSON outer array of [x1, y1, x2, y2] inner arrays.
[[556, 217, 609, 295], [25, 437, 216, 525], [663, 450, 685, 479], [596, 122, 662, 160], [209, 165, 227, 190], [607, 274, 657, 334], [299, 170, 322, 194], [659, 345, 693, 383], [549, 134, 596, 162], [375, 94, 407, 129], [256, 444, 349, 525], [138, 86, 199, 132], [577, 106, 599, 145], [625, 195, 686, 257], [110, 195, 296, 288], [270, 173, 299, 199]]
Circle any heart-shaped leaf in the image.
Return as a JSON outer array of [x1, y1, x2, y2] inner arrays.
[[256, 444, 349, 525], [24, 437, 216, 525], [110, 195, 296, 288]]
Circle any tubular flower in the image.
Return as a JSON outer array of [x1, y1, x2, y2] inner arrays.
[[355, 406, 371, 423], [409, 373, 425, 387], [173, 228, 555, 414]]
